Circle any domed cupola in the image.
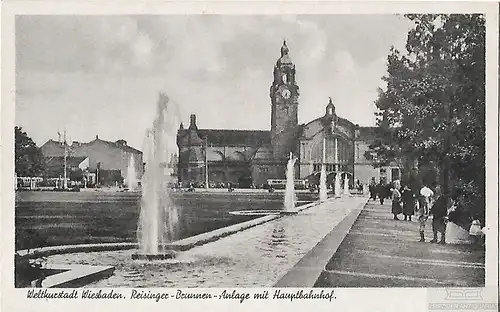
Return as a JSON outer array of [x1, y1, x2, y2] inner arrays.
[[325, 97, 336, 117], [323, 97, 337, 134]]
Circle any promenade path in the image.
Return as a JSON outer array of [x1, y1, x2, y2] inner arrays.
[[314, 200, 485, 287]]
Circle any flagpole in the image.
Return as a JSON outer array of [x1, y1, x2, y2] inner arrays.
[[205, 136, 209, 189], [63, 130, 67, 189]]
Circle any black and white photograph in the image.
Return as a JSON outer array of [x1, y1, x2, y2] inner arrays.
[[2, 1, 499, 311]]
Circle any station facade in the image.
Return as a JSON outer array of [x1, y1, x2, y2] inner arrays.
[[176, 41, 400, 187]]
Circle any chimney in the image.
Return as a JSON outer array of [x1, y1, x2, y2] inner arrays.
[[189, 114, 197, 130], [96, 135, 99, 140], [179, 122, 184, 130]]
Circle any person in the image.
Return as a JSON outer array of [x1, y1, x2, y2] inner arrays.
[[391, 181, 402, 220], [357, 180, 363, 193], [369, 178, 377, 200], [402, 185, 414, 221], [430, 189, 449, 244], [377, 182, 386, 205], [416, 195, 428, 242], [385, 183, 392, 201], [420, 184, 434, 215]]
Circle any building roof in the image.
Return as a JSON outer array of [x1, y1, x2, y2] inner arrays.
[[178, 129, 271, 146], [40, 139, 66, 154], [88, 138, 142, 154], [44, 156, 88, 168], [41, 137, 142, 156]]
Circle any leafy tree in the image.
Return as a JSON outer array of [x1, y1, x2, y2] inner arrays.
[[371, 14, 485, 222], [15, 126, 45, 177]]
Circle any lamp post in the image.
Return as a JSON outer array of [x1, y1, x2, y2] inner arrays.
[[205, 136, 209, 189], [63, 130, 68, 190]]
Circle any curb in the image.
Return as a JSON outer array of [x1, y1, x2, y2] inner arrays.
[[273, 198, 368, 287], [17, 200, 321, 259]]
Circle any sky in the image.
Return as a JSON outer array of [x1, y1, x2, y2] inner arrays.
[[15, 15, 413, 150]]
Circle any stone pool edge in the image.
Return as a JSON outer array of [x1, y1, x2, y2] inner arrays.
[[41, 265, 115, 288], [273, 197, 368, 287], [16, 200, 322, 260]]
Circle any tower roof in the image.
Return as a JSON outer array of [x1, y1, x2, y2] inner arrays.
[[281, 40, 289, 56], [277, 40, 293, 66]]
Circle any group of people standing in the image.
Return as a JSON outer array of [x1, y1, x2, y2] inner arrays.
[[368, 181, 392, 205], [369, 179, 449, 244]]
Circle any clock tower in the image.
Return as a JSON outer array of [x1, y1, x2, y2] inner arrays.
[[270, 40, 300, 169]]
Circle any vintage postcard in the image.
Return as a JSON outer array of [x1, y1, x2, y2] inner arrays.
[[1, 1, 498, 312]]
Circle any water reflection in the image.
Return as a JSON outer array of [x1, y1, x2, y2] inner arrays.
[[267, 224, 288, 259], [269, 226, 287, 246]]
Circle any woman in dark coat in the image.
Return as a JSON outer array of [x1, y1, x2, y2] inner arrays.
[[377, 182, 386, 205], [369, 182, 377, 200], [401, 186, 414, 221]]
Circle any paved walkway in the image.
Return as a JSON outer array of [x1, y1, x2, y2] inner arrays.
[[314, 200, 485, 287]]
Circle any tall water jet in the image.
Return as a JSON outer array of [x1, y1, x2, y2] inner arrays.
[[134, 93, 180, 260], [343, 173, 350, 196], [319, 164, 328, 202], [334, 171, 342, 198], [126, 155, 137, 190], [319, 138, 328, 202], [283, 152, 297, 213]]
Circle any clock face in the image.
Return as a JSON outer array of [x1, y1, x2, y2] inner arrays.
[[281, 88, 291, 100]]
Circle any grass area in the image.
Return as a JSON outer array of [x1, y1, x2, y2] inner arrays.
[[15, 191, 316, 250]]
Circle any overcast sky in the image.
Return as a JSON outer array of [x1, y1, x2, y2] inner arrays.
[[16, 15, 412, 150]]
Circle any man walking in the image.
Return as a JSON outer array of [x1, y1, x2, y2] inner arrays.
[[369, 178, 377, 201], [430, 190, 449, 244], [377, 181, 386, 205]]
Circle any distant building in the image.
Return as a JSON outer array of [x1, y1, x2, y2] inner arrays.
[[40, 136, 143, 186], [177, 41, 400, 187], [43, 156, 88, 177]]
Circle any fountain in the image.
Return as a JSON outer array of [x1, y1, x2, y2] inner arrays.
[[132, 93, 180, 260], [282, 152, 298, 215], [126, 156, 137, 190], [334, 172, 341, 198], [319, 137, 328, 202], [319, 164, 327, 202], [343, 173, 350, 196]]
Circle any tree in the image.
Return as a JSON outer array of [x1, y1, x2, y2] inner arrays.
[[371, 14, 485, 222], [15, 126, 45, 177]]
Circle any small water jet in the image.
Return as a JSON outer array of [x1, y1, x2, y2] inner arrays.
[[134, 93, 180, 260], [343, 173, 350, 196], [126, 156, 137, 190], [282, 152, 298, 215], [319, 164, 327, 202], [319, 138, 328, 202], [334, 172, 341, 198]]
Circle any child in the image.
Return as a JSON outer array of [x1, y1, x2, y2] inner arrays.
[[416, 198, 428, 242]]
